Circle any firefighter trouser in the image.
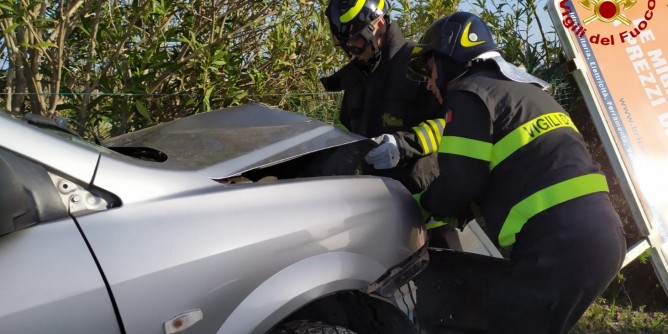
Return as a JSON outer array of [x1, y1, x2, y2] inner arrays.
[[488, 193, 627, 334]]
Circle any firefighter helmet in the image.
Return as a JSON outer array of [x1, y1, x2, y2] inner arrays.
[[407, 12, 499, 81], [326, 0, 390, 55]]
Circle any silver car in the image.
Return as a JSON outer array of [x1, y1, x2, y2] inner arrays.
[[0, 103, 427, 334]]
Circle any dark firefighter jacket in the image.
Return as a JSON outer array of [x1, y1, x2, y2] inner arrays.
[[420, 64, 618, 248], [320, 23, 443, 193]]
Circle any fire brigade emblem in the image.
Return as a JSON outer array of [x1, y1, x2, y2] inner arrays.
[[382, 114, 403, 127], [579, 0, 637, 25]]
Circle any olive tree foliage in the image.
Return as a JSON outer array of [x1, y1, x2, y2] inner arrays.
[[0, 0, 566, 137], [466, 0, 564, 73], [393, 0, 459, 42], [0, 1, 83, 117], [0, 0, 345, 136]]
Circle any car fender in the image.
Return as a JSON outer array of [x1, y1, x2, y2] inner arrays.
[[217, 251, 386, 334]]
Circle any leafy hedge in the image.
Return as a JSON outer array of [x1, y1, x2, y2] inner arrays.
[[2, 0, 665, 316]]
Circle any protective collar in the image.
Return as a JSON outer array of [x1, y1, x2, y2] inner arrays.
[[473, 51, 551, 91]]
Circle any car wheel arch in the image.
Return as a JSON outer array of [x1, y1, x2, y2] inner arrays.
[[216, 251, 388, 334], [271, 291, 417, 334]]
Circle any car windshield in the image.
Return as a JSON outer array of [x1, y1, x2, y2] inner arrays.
[[46, 128, 116, 154]]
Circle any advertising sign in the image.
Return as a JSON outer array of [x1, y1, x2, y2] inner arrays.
[[548, 0, 668, 293]]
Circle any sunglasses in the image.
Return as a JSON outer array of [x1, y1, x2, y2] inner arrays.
[[338, 38, 371, 57]]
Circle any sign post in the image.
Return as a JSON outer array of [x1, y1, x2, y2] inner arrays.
[[548, 0, 668, 294]]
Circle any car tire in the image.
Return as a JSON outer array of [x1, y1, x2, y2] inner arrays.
[[269, 320, 358, 334]]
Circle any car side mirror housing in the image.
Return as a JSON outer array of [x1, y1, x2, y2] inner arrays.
[[0, 155, 36, 236]]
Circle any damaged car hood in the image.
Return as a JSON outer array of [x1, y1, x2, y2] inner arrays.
[[103, 103, 366, 178]]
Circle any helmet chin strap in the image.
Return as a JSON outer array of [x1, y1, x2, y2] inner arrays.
[[434, 54, 468, 97], [366, 35, 383, 71], [435, 60, 449, 99], [370, 21, 387, 59]]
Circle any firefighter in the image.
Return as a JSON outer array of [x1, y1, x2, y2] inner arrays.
[[321, 0, 442, 194], [408, 12, 627, 333]]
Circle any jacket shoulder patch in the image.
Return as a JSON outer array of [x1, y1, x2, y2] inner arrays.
[[383, 113, 404, 127], [445, 110, 453, 124]]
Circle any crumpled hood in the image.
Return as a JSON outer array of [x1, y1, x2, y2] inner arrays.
[[103, 103, 366, 178]]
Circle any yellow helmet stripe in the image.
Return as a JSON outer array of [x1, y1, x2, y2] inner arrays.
[[340, 0, 384, 23], [340, 0, 367, 23]]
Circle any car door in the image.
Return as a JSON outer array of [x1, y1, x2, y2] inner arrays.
[[0, 148, 121, 334]]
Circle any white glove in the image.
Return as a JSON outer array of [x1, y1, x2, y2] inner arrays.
[[365, 134, 400, 169]]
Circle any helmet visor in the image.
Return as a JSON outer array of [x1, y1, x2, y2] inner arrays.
[[406, 45, 431, 82]]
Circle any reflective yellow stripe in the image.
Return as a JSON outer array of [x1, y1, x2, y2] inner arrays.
[[498, 173, 609, 247], [413, 125, 431, 154], [434, 112, 597, 247], [425, 220, 446, 229], [438, 114, 576, 166], [426, 217, 460, 230], [426, 119, 445, 145], [439, 136, 493, 162], [412, 192, 430, 220], [423, 123, 438, 152], [491, 112, 579, 170], [415, 118, 446, 154], [340, 0, 384, 23]]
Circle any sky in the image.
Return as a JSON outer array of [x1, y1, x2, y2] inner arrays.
[[458, 0, 557, 45]]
